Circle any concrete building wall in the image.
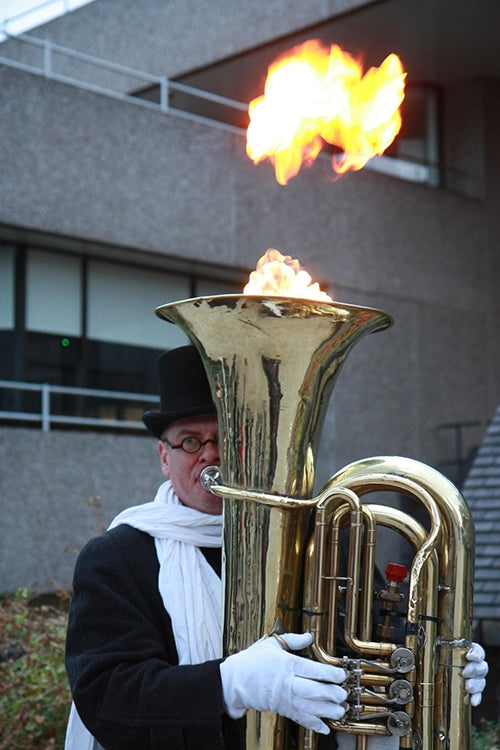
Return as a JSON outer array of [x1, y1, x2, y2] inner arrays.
[[0, 427, 161, 592], [1, 0, 368, 84], [1, 1, 499, 593]]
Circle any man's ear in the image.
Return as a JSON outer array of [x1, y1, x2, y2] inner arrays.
[[158, 440, 170, 477]]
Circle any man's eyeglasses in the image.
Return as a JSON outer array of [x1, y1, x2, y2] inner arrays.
[[163, 436, 218, 454]]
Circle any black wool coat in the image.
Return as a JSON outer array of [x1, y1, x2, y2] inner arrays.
[[65, 524, 242, 750]]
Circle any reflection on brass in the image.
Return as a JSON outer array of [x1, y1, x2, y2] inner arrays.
[[156, 295, 474, 750]]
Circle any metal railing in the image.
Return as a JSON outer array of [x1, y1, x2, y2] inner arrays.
[[0, 379, 158, 432], [0, 30, 248, 135]]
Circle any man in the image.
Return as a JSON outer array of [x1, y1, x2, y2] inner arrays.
[[65, 345, 348, 750], [65, 345, 487, 750]]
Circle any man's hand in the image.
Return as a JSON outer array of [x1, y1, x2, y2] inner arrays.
[[219, 632, 347, 734], [463, 642, 488, 706]]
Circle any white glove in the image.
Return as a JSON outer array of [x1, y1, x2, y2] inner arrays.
[[462, 642, 488, 706], [219, 632, 348, 734]]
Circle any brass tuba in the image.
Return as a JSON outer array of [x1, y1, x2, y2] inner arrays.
[[156, 295, 474, 750]]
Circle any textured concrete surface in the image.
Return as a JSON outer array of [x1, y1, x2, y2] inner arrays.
[[0, 2, 499, 593], [0, 428, 160, 593]]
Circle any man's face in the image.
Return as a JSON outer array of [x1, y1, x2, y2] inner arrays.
[[158, 413, 222, 515]]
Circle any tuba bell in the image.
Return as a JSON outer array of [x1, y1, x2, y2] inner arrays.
[[155, 294, 474, 750]]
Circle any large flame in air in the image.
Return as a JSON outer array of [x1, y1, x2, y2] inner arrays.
[[244, 249, 332, 301], [246, 40, 406, 185]]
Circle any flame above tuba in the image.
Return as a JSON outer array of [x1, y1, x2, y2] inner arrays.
[[155, 294, 474, 750]]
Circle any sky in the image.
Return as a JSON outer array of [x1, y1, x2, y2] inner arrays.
[[0, 0, 94, 40]]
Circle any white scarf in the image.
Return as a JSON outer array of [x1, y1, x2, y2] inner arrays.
[[65, 480, 223, 750]]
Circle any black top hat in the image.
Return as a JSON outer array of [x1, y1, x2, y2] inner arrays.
[[142, 345, 215, 439]]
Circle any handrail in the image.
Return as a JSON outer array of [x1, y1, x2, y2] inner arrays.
[[0, 30, 248, 136], [0, 379, 158, 433]]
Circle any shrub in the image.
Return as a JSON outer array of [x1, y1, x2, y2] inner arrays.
[[0, 589, 71, 749], [472, 719, 500, 750]]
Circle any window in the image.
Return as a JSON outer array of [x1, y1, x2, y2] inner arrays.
[[0, 245, 15, 331], [0, 240, 244, 429], [382, 85, 441, 186], [87, 260, 189, 350], [26, 249, 82, 336]]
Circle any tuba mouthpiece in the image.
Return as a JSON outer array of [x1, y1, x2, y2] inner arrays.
[[200, 465, 222, 492]]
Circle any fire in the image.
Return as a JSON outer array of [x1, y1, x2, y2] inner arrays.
[[244, 249, 332, 301], [246, 39, 406, 185]]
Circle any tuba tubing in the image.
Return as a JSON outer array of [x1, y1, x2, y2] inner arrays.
[[204, 458, 474, 750], [309, 456, 474, 750]]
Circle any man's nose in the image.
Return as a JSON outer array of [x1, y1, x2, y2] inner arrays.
[[200, 439, 219, 461]]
